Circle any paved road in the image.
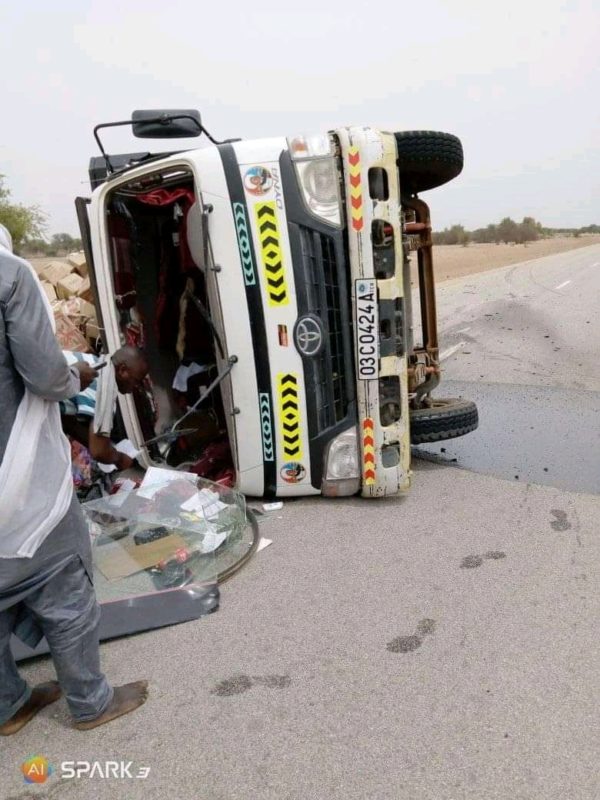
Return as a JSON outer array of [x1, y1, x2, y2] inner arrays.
[[3, 468, 599, 800], [415, 244, 600, 493], [434, 243, 600, 391], [3, 245, 600, 800]]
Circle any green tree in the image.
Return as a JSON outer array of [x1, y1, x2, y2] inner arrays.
[[51, 232, 82, 253], [472, 224, 499, 244], [24, 238, 50, 255], [0, 175, 46, 252], [515, 216, 540, 244], [579, 224, 600, 234], [497, 217, 519, 244], [432, 224, 470, 245]]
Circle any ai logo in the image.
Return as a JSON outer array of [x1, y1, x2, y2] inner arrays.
[[21, 756, 54, 784]]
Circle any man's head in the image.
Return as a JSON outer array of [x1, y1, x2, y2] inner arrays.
[[112, 346, 149, 393]]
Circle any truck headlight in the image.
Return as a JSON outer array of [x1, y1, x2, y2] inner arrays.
[[322, 427, 360, 497], [287, 134, 342, 226]]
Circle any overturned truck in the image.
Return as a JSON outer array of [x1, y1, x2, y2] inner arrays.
[[77, 110, 478, 499]]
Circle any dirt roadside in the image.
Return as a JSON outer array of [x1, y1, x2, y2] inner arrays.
[[430, 234, 600, 282], [29, 234, 600, 286]]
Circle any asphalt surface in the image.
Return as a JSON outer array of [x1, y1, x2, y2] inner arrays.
[[2, 245, 600, 800], [415, 243, 600, 492], [433, 243, 600, 392]]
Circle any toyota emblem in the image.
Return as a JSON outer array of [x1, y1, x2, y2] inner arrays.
[[294, 315, 324, 357]]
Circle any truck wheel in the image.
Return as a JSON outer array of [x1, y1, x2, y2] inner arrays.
[[410, 398, 478, 444], [394, 131, 464, 194]]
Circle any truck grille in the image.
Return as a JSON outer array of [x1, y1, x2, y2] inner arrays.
[[298, 228, 354, 432]]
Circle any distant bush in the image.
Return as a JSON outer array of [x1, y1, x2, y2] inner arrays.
[[433, 216, 598, 245], [432, 224, 470, 246], [21, 232, 82, 257]]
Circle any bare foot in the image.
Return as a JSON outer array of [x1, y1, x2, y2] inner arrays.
[[74, 681, 149, 731], [0, 681, 62, 736]]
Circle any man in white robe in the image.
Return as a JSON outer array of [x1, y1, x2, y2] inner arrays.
[[0, 224, 148, 734]]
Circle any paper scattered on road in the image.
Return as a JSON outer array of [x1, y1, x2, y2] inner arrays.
[[138, 466, 197, 498], [257, 538, 273, 552], [107, 478, 137, 506], [181, 488, 227, 520], [263, 502, 283, 512]]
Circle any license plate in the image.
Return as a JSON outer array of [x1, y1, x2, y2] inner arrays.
[[355, 279, 379, 380]]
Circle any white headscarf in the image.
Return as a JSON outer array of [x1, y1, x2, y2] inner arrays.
[[0, 223, 13, 252]]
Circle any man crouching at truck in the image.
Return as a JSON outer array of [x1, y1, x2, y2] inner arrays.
[[0, 224, 148, 734], [61, 347, 149, 469]]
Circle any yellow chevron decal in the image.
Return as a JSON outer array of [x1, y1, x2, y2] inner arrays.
[[348, 147, 363, 232], [278, 372, 302, 460], [362, 417, 376, 485], [254, 201, 289, 306]]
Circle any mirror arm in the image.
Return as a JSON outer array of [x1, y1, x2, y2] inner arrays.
[[93, 115, 205, 172]]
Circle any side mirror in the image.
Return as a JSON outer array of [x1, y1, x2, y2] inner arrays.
[[132, 109, 202, 139]]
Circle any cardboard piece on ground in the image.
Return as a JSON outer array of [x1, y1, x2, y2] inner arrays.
[[67, 252, 88, 276], [95, 533, 188, 580], [39, 261, 71, 286], [57, 272, 85, 300], [54, 311, 90, 352], [77, 276, 94, 302], [40, 281, 57, 303]]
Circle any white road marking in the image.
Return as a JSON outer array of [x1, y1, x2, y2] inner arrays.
[[440, 342, 466, 361], [555, 280, 571, 290], [457, 326, 471, 333]]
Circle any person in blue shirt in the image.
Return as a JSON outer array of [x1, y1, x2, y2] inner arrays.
[[60, 347, 148, 470]]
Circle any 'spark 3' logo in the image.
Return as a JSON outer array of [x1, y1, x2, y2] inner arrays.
[[20, 755, 150, 783]]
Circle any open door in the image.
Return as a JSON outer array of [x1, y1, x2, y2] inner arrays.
[[75, 196, 107, 353]]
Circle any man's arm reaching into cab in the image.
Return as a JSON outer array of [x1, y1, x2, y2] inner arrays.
[[87, 426, 134, 470]]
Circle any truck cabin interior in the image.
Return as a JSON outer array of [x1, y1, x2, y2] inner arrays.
[[104, 166, 235, 487]]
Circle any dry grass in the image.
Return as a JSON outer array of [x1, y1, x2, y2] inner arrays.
[[430, 235, 600, 283], [30, 236, 600, 288]]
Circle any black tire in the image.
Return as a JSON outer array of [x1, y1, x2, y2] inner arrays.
[[394, 131, 464, 194], [410, 398, 478, 444]]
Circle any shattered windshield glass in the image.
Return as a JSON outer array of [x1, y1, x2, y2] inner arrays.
[[82, 472, 253, 602]]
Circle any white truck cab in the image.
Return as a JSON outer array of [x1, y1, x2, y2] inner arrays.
[[77, 110, 477, 499]]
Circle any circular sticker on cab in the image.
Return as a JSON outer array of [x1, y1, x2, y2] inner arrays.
[[280, 462, 306, 484], [244, 166, 273, 196]]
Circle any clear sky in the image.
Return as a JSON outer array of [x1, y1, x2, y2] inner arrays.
[[2, 0, 598, 235]]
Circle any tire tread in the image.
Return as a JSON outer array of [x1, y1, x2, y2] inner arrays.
[[410, 399, 478, 444]]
